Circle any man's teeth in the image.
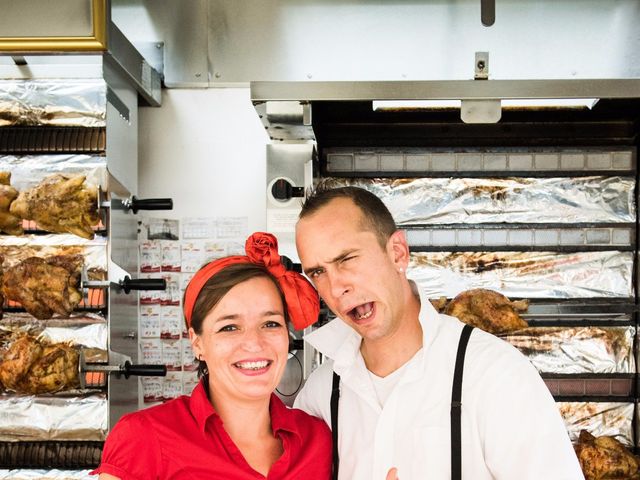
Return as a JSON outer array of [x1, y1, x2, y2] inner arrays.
[[352, 304, 373, 320], [235, 360, 269, 370]]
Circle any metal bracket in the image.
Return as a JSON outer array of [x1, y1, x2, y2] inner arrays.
[[302, 102, 312, 126], [475, 52, 489, 80]]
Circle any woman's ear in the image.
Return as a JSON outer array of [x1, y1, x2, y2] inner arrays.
[[189, 327, 203, 359], [387, 230, 410, 270]]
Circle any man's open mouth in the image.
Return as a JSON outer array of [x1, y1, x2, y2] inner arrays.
[[348, 302, 374, 321]]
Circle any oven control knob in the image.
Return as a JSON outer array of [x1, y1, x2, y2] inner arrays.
[[271, 178, 304, 201]]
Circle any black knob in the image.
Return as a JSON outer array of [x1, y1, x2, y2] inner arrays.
[[271, 179, 304, 201]]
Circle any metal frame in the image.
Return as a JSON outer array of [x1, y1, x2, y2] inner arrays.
[[251, 79, 640, 102], [0, 0, 108, 52]]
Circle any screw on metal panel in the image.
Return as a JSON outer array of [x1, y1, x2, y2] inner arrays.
[[195, 73, 201, 78], [215, 72, 221, 78], [307, 73, 313, 79]]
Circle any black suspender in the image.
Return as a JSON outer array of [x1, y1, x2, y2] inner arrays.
[[328, 324, 474, 480], [451, 324, 474, 480], [330, 371, 341, 480]]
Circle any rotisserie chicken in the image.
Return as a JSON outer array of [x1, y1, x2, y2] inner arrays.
[[10, 173, 99, 239], [0, 333, 79, 394], [575, 430, 640, 480], [444, 288, 529, 334], [3, 255, 83, 319], [0, 172, 23, 235], [0, 334, 43, 391]]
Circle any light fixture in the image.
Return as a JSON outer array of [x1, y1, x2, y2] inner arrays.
[[372, 98, 599, 111]]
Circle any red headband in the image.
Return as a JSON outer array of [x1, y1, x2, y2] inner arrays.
[[183, 232, 319, 331]]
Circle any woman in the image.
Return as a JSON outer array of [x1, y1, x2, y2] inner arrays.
[[93, 232, 331, 479]]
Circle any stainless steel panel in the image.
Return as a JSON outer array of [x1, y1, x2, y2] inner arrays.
[[107, 195, 140, 428], [210, 0, 640, 84], [251, 79, 640, 102], [113, 1, 640, 86], [104, 60, 138, 197], [112, 0, 209, 87]]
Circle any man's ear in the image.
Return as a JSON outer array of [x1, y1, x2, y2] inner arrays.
[[387, 230, 410, 269]]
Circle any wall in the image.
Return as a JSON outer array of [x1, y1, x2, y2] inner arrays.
[[138, 87, 269, 228]]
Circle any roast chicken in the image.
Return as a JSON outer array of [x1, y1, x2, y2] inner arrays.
[[575, 430, 640, 480], [443, 288, 529, 334], [0, 172, 23, 235], [0, 333, 79, 394], [3, 255, 83, 319], [10, 173, 99, 239]]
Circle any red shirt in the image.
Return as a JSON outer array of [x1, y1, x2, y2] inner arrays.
[[92, 381, 331, 479]]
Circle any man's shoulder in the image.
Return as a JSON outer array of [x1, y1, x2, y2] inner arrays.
[[434, 313, 532, 366], [302, 358, 336, 390]]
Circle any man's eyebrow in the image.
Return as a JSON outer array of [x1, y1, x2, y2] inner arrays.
[[303, 250, 356, 276]]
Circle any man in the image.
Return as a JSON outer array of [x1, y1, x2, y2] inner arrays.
[[293, 185, 584, 480]]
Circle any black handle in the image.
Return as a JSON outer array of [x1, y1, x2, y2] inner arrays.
[[123, 361, 167, 378], [280, 255, 302, 273], [480, 0, 495, 26], [126, 196, 173, 213], [119, 277, 167, 294]]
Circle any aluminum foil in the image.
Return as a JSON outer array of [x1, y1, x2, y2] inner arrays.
[[0, 155, 106, 191], [558, 402, 634, 446], [0, 314, 107, 350], [0, 80, 106, 127], [0, 394, 107, 441], [320, 176, 635, 224], [409, 251, 633, 298], [0, 470, 94, 479], [501, 326, 635, 374], [0, 234, 107, 271]]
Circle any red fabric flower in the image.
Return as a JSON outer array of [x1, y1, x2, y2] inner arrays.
[[184, 232, 319, 331]]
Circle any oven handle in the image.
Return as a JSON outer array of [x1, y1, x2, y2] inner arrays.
[[122, 361, 167, 379]]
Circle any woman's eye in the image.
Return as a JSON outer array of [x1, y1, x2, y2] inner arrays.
[[218, 325, 237, 332], [264, 320, 284, 328]]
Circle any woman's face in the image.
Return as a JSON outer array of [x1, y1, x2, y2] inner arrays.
[[190, 275, 289, 405]]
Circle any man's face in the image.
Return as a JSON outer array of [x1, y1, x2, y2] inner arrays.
[[296, 197, 409, 342]]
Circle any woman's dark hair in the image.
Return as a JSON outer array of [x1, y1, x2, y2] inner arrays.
[[299, 184, 397, 249], [186, 262, 288, 377]]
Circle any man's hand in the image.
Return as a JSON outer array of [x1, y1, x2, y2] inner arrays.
[[386, 467, 399, 480]]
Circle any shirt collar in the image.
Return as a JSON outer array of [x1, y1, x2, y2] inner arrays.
[[190, 379, 217, 433], [189, 378, 301, 440], [304, 281, 444, 371]]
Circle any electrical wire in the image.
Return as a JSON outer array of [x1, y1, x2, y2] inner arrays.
[[276, 351, 304, 397]]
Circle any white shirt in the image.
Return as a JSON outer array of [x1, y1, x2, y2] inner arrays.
[[294, 286, 584, 480], [369, 352, 416, 407]]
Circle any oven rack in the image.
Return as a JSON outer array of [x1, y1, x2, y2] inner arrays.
[[0, 441, 102, 469], [544, 374, 636, 399], [0, 127, 106, 155], [406, 223, 635, 252]]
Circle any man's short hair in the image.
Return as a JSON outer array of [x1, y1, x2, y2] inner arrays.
[[299, 184, 397, 248]]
